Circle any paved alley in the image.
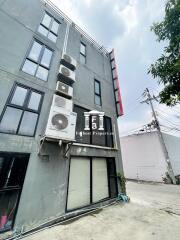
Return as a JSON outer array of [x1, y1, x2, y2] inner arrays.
[[21, 181, 180, 240]]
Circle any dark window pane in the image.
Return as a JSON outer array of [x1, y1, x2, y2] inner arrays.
[[18, 112, 38, 136], [95, 81, 100, 94], [80, 54, 86, 64], [91, 117, 106, 146], [0, 156, 11, 188], [28, 41, 42, 62], [42, 13, 51, 28], [0, 107, 22, 133], [48, 32, 57, 42], [105, 117, 113, 148], [28, 92, 42, 111], [41, 48, 52, 68], [0, 157, 4, 176], [36, 66, 48, 81], [51, 20, 59, 34], [7, 155, 29, 187], [80, 43, 86, 55], [107, 158, 116, 176], [11, 86, 28, 106], [73, 106, 90, 144], [107, 158, 117, 198], [95, 95, 101, 106], [38, 25, 48, 36], [22, 60, 37, 75], [109, 177, 117, 198]]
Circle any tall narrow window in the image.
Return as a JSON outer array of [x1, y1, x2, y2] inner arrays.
[[22, 40, 53, 81], [107, 158, 118, 198], [38, 12, 59, 43], [0, 83, 43, 136], [80, 42, 86, 64], [94, 79, 102, 106]]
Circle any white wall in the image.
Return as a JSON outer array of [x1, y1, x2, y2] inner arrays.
[[120, 132, 168, 182], [163, 133, 180, 176]]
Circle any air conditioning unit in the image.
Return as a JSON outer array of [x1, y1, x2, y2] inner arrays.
[[61, 53, 77, 71], [45, 107, 77, 141], [56, 81, 73, 99], [52, 94, 73, 111], [59, 65, 75, 84]]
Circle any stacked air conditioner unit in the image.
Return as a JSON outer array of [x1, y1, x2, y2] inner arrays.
[[45, 53, 77, 142]]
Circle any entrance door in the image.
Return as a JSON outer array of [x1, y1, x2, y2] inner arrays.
[[0, 153, 29, 232], [67, 157, 90, 210], [67, 157, 111, 211], [92, 158, 109, 202]]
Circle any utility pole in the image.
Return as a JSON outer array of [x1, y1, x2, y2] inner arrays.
[[141, 88, 176, 184]]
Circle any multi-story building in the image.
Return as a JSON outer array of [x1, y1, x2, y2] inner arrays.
[[0, 0, 124, 234]]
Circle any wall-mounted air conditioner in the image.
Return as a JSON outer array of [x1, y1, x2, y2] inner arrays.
[[61, 54, 77, 71], [59, 65, 75, 84], [45, 107, 77, 141], [56, 81, 73, 99], [52, 94, 73, 111]]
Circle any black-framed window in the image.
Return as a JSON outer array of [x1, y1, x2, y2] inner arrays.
[[80, 42, 86, 64], [74, 105, 113, 147], [67, 157, 118, 211], [0, 153, 29, 232], [38, 12, 59, 43], [0, 83, 43, 136], [22, 39, 53, 81], [107, 158, 118, 198], [94, 79, 102, 106]]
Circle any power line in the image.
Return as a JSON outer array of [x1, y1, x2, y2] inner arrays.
[[157, 112, 180, 128], [140, 88, 176, 184]]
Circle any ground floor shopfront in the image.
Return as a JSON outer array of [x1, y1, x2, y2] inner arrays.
[[0, 140, 122, 233]]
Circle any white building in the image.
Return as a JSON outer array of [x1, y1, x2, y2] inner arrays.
[[120, 131, 180, 182]]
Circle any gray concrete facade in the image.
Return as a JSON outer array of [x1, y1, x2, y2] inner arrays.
[[0, 0, 123, 232]]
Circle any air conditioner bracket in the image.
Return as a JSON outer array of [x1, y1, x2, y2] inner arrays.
[[63, 141, 73, 158]]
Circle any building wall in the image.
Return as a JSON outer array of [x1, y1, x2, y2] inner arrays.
[[120, 132, 168, 182], [163, 133, 180, 176], [0, 0, 123, 231]]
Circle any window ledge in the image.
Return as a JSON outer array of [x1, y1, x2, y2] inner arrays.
[[73, 143, 118, 150]]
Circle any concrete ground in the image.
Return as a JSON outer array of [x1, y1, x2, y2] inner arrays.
[[13, 182, 180, 240]]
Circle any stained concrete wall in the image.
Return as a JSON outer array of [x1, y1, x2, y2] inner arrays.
[[0, 0, 123, 232], [163, 133, 180, 176], [120, 132, 168, 182]]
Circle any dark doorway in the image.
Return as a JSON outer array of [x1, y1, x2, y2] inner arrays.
[[0, 153, 29, 232]]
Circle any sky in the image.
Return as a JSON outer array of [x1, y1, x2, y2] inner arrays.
[[51, 0, 180, 137]]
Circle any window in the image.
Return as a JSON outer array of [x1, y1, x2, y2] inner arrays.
[[67, 157, 117, 211], [0, 83, 43, 136], [94, 79, 102, 106], [0, 153, 29, 232], [22, 40, 53, 81], [107, 158, 118, 198], [73, 105, 91, 144], [38, 12, 59, 43], [74, 105, 113, 147], [80, 42, 86, 64]]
